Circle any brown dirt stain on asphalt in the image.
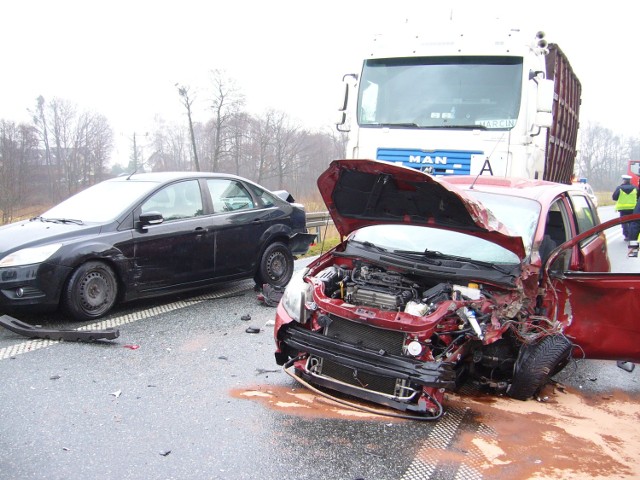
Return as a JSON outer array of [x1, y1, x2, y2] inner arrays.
[[232, 384, 640, 479], [447, 385, 640, 479], [230, 384, 395, 421]]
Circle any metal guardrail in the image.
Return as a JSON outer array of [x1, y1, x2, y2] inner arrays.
[[306, 211, 333, 238], [306, 211, 332, 228]]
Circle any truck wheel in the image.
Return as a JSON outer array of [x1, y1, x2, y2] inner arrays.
[[507, 335, 572, 400], [255, 242, 294, 288], [63, 261, 118, 321]]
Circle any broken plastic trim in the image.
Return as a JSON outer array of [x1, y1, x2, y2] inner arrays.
[[0, 314, 120, 342], [282, 355, 445, 421]]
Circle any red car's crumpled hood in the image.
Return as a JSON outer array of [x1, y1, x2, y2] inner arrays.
[[317, 159, 526, 260]]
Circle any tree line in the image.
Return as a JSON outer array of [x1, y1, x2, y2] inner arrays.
[[1, 95, 114, 223], [574, 122, 640, 191], [0, 71, 347, 223], [1, 69, 639, 224]]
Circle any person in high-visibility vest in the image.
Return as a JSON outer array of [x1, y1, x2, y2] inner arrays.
[[612, 174, 639, 241]]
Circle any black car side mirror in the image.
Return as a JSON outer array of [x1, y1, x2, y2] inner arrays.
[[138, 211, 164, 228]]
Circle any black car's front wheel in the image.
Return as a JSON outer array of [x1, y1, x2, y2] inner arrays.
[[255, 242, 294, 288], [63, 261, 118, 321]]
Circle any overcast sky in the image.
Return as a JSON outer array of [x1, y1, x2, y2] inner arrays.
[[2, 0, 639, 160]]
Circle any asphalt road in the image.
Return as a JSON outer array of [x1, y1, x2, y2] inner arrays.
[[1, 209, 639, 480]]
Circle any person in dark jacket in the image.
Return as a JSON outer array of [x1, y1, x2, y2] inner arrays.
[[627, 200, 640, 244], [612, 174, 638, 240]]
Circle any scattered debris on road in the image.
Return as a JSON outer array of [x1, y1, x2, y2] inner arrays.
[[0, 314, 119, 342], [256, 283, 284, 307]]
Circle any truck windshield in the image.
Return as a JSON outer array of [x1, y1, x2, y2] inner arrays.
[[358, 56, 523, 130]]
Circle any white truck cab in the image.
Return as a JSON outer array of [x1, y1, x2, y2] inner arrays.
[[337, 23, 579, 183]]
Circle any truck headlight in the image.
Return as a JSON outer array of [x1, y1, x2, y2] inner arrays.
[[281, 269, 312, 323], [0, 243, 63, 267]]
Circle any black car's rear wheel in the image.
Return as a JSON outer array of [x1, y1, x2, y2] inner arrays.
[[63, 261, 118, 321], [255, 242, 294, 288], [507, 334, 573, 400]]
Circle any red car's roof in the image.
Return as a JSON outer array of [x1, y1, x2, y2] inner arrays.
[[442, 175, 583, 205]]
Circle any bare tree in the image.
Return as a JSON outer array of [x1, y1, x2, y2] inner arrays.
[[270, 110, 307, 190], [627, 137, 640, 163], [252, 111, 274, 185], [147, 116, 192, 172], [294, 130, 346, 199], [176, 84, 201, 171], [31, 96, 56, 202], [28, 97, 114, 203], [228, 112, 250, 176], [85, 113, 113, 183], [48, 98, 77, 197], [208, 69, 245, 172], [0, 121, 37, 222], [577, 122, 627, 190]]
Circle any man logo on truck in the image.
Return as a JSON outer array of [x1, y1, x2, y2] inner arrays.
[[408, 155, 448, 166]]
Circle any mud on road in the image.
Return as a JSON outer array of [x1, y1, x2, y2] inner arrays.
[[234, 382, 640, 479]]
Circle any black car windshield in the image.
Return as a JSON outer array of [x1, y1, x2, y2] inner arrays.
[[42, 180, 160, 223], [350, 224, 521, 265]]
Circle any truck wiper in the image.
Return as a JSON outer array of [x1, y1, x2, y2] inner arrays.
[[372, 123, 420, 128], [430, 124, 488, 130]]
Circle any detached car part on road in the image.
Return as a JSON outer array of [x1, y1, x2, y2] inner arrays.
[[274, 160, 640, 419], [0, 314, 119, 342], [0, 172, 315, 320]]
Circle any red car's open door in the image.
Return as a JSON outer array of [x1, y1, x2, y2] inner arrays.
[[542, 214, 640, 363]]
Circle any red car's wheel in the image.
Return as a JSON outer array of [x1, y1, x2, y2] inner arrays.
[[507, 335, 572, 400]]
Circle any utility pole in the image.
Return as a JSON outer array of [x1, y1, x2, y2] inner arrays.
[[130, 132, 148, 173]]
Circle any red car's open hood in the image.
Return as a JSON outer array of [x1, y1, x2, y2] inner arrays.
[[317, 160, 526, 259]]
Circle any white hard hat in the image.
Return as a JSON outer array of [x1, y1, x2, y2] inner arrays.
[[622, 174, 632, 180]]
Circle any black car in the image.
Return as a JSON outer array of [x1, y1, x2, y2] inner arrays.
[[0, 172, 315, 320]]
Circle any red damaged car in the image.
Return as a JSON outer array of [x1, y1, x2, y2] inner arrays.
[[274, 159, 640, 420]]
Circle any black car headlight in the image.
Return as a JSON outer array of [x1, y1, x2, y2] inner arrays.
[[0, 243, 62, 268], [281, 269, 312, 324]]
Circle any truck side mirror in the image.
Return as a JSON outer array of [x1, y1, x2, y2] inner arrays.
[[534, 78, 555, 129], [336, 74, 357, 132], [537, 79, 554, 114]]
